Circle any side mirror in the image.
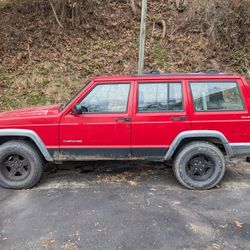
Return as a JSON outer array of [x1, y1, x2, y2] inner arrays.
[[72, 104, 88, 115]]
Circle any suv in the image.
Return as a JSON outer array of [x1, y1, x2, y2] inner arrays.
[[0, 71, 249, 190]]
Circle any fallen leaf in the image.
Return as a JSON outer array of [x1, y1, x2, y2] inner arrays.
[[127, 180, 138, 187], [234, 220, 244, 228], [61, 241, 79, 250], [218, 224, 228, 228], [96, 229, 104, 233], [212, 243, 220, 249], [172, 201, 181, 206], [42, 239, 56, 248]]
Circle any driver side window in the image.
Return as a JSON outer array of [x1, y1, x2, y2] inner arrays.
[[80, 83, 130, 113]]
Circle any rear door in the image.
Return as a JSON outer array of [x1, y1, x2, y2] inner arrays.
[[131, 79, 191, 160]]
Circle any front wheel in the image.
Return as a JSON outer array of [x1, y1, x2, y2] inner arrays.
[[0, 141, 44, 189], [173, 141, 226, 190]]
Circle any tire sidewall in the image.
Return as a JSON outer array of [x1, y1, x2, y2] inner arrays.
[[174, 142, 225, 189], [0, 142, 43, 189]]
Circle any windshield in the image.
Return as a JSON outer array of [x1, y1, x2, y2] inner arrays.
[[60, 80, 91, 110]]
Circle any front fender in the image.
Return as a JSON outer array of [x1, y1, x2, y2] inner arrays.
[[0, 129, 53, 161]]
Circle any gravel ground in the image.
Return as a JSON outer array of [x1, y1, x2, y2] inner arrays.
[[1, 159, 250, 250]]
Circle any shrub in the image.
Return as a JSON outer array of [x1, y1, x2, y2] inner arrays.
[[183, 0, 250, 50]]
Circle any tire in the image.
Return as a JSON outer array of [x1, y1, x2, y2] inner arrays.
[[173, 141, 225, 190], [0, 141, 44, 189]]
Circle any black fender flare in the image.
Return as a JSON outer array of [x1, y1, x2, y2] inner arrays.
[[165, 130, 233, 160], [0, 129, 53, 161]]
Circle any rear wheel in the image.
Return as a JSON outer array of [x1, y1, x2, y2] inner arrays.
[[0, 141, 44, 189], [173, 141, 225, 190]]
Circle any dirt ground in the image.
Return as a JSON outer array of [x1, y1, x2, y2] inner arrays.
[[0, 158, 250, 250]]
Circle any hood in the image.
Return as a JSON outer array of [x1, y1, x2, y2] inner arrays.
[[0, 105, 61, 119]]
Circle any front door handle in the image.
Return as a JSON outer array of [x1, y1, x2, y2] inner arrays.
[[170, 116, 187, 121], [115, 118, 131, 122]]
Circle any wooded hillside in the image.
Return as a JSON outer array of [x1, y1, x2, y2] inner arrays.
[[0, 0, 249, 110]]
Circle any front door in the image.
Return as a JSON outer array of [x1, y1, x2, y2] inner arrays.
[[59, 82, 133, 160], [131, 80, 191, 160]]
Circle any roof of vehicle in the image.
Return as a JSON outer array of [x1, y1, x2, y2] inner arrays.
[[92, 70, 244, 82]]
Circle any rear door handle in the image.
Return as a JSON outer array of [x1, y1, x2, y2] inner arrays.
[[170, 116, 187, 121], [115, 118, 132, 122]]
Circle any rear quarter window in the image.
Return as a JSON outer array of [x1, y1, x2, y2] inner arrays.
[[190, 81, 244, 111]]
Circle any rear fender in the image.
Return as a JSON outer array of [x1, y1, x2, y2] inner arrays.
[[165, 130, 233, 160]]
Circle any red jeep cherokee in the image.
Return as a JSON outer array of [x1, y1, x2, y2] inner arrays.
[[0, 71, 249, 190]]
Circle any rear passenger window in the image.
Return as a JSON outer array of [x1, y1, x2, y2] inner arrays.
[[138, 83, 183, 112], [190, 82, 244, 111]]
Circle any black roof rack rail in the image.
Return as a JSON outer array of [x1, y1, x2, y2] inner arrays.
[[143, 69, 161, 75], [195, 69, 222, 74], [138, 69, 232, 76]]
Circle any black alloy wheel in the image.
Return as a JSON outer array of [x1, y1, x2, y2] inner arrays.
[[173, 141, 226, 190], [0, 141, 44, 189], [186, 154, 215, 181], [0, 154, 31, 181]]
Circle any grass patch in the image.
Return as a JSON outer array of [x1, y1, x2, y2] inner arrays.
[[154, 41, 167, 68]]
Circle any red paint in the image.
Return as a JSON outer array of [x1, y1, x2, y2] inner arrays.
[[0, 74, 249, 152]]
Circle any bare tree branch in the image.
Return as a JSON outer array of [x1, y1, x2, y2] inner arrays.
[[49, 0, 64, 28], [151, 20, 166, 40], [129, 0, 137, 15], [150, 21, 156, 43], [27, 44, 31, 60], [176, 0, 188, 12], [161, 20, 166, 39]]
